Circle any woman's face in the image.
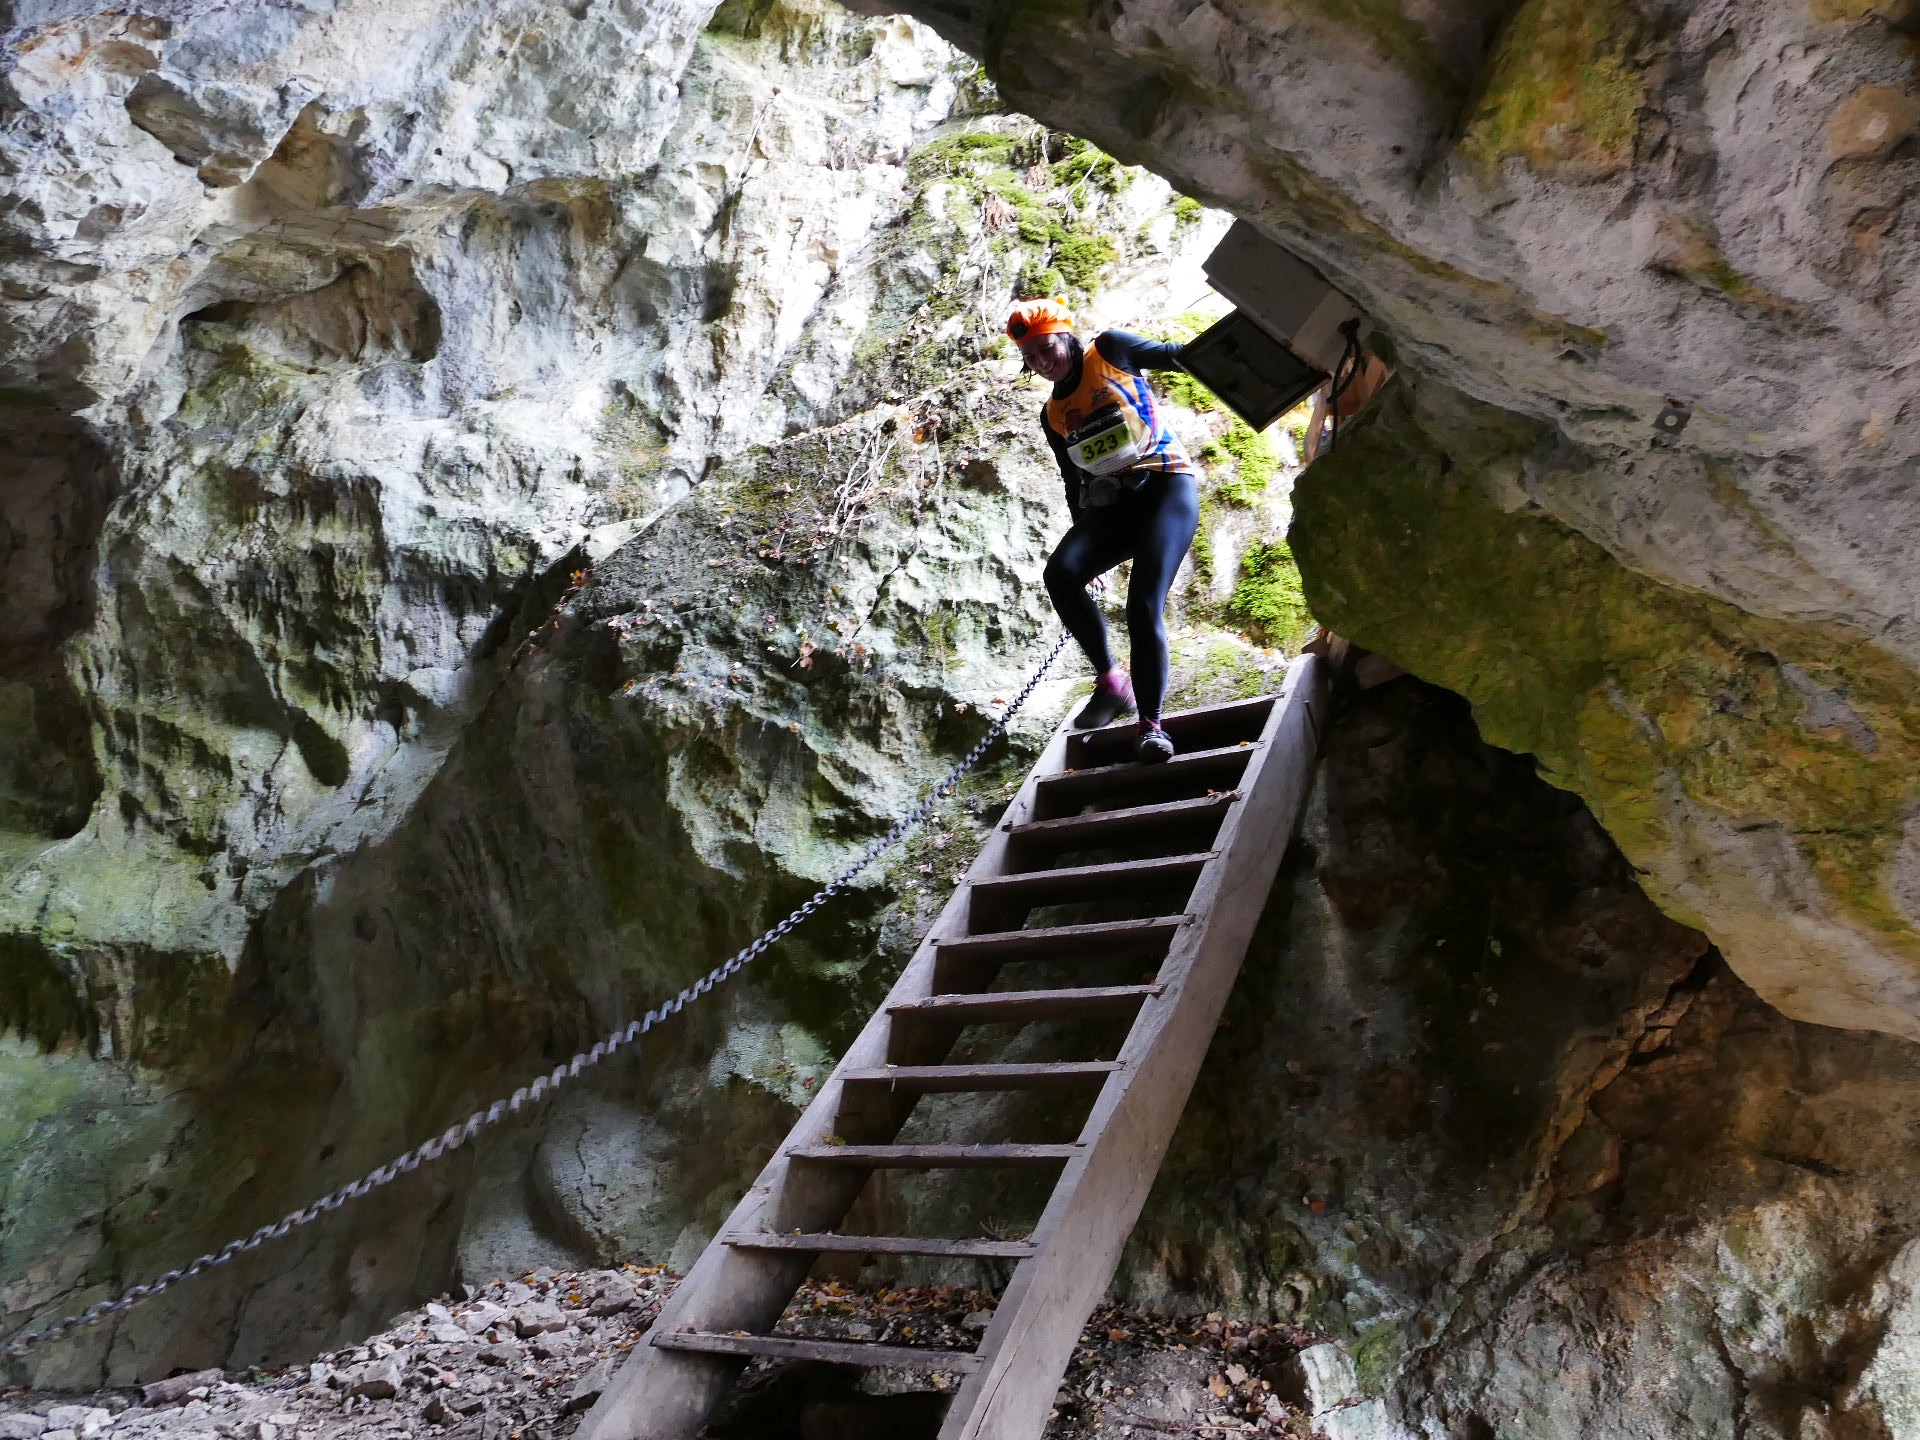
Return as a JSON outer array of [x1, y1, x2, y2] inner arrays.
[[1019, 331, 1075, 385]]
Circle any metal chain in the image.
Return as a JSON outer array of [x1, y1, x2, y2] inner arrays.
[[2, 634, 1071, 1359]]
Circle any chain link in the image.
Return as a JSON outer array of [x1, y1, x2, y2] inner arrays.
[[2, 635, 1070, 1360]]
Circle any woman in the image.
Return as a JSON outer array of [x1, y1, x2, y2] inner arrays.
[[1007, 298, 1199, 763]]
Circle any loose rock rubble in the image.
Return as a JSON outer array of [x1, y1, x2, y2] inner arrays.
[[1049, 1307, 1327, 1438], [3, 1276, 1326, 1440], [701, 1284, 1328, 1438], [0, 1269, 666, 1440]]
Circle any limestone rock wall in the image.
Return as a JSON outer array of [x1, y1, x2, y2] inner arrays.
[[0, 0, 1235, 1387], [1132, 677, 1920, 1440], [857, 0, 1920, 1042], [8, 0, 1920, 1431], [0, 0, 975, 1006]]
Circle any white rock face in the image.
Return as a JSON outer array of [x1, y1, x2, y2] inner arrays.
[[0, 0, 983, 977], [0, 0, 1234, 1386], [1289, 1344, 1404, 1440]]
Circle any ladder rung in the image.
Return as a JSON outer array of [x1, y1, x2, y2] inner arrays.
[[724, 1232, 1038, 1258], [890, 985, 1160, 1022], [932, 916, 1186, 963], [970, 853, 1211, 905], [1007, 792, 1236, 849], [1067, 694, 1276, 768], [652, 1329, 982, 1373], [841, 1061, 1122, 1092], [1036, 745, 1252, 802], [565, 668, 1327, 1440], [787, 1143, 1077, 1168]]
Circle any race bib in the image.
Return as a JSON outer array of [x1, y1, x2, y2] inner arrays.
[[1067, 405, 1153, 476]]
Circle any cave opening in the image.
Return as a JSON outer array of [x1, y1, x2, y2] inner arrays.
[[5, 1, 1920, 1434]]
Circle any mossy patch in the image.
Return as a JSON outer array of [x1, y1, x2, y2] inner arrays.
[[596, 398, 671, 517], [1227, 540, 1315, 651], [856, 120, 1145, 389], [1166, 633, 1289, 709], [1291, 380, 1920, 964], [1650, 215, 1811, 317], [1202, 419, 1282, 506], [1190, 493, 1220, 594], [1052, 136, 1126, 192], [1014, 262, 1067, 300], [1145, 310, 1226, 414], [1348, 1319, 1404, 1396], [905, 128, 1033, 185], [1460, 0, 1647, 177], [175, 325, 322, 431], [1052, 229, 1119, 292]]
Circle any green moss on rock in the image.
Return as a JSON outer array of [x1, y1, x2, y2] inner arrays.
[[1052, 228, 1118, 292], [1202, 419, 1282, 505], [1291, 380, 1920, 971], [1228, 540, 1314, 651], [1651, 215, 1811, 316], [906, 127, 1029, 185], [1460, 0, 1646, 176], [1167, 633, 1289, 709], [1146, 311, 1225, 413]]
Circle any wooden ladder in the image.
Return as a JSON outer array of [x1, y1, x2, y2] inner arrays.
[[579, 656, 1326, 1440]]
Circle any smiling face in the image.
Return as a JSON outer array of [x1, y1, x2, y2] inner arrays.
[[1019, 331, 1075, 385]]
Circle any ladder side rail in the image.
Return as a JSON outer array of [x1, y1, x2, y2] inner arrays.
[[578, 712, 1077, 1440], [937, 655, 1326, 1440]]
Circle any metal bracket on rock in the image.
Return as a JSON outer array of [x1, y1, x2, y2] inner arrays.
[[1652, 397, 1693, 440]]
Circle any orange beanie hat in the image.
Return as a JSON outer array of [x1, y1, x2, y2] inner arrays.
[[1005, 298, 1074, 342]]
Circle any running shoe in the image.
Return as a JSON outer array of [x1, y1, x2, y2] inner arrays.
[[1072, 668, 1135, 729], [1136, 720, 1175, 764]]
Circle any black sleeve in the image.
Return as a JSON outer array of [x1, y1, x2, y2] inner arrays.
[[1094, 329, 1186, 374], [1042, 404, 1082, 524]]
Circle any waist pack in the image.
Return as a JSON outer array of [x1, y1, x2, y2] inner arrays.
[[1069, 404, 1155, 508], [1078, 470, 1151, 508]]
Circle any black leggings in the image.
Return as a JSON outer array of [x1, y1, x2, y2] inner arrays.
[[1042, 472, 1200, 723]]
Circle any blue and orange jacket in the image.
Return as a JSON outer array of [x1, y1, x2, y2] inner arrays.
[[1041, 330, 1196, 518]]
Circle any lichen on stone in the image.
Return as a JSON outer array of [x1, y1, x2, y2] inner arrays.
[[1292, 376, 1920, 1031], [1458, 0, 1647, 176]]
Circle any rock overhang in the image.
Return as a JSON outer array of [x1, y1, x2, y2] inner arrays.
[[856, 0, 1920, 1041]]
